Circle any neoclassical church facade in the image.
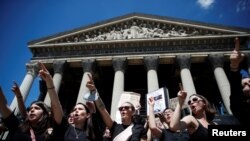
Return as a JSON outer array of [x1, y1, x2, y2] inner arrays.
[[6, 13, 250, 127]]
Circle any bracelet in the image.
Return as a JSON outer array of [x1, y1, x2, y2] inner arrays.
[[47, 86, 55, 89]]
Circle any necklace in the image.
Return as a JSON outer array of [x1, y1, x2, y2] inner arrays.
[[73, 126, 81, 139]]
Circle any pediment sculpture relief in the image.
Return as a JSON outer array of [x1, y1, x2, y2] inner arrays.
[[52, 19, 229, 44]]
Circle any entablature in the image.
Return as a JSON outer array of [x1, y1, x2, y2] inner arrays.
[[29, 36, 249, 59]]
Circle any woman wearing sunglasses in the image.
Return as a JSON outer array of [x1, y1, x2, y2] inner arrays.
[[86, 74, 146, 141], [169, 91, 216, 141]]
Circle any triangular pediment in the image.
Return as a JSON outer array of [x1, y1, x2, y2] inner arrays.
[[28, 13, 250, 46]]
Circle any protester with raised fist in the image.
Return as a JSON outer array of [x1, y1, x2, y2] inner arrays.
[[229, 37, 250, 129]]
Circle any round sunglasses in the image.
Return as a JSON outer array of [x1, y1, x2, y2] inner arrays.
[[188, 97, 203, 105]]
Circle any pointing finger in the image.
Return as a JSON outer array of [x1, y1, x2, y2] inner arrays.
[[87, 73, 93, 82], [234, 37, 240, 51], [179, 83, 183, 91]]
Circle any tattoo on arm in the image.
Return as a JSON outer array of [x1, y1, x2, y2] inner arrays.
[[96, 97, 106, 110]]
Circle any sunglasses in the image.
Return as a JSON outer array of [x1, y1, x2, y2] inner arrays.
[[163, 110, 173, 115], [118, 106, 132, 111], [188, 97, 203, 105]]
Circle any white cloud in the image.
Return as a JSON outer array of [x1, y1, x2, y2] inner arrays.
[[197, 0, 215, 9], [236, 0, 250, 13]]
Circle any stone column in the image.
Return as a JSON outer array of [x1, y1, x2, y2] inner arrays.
[[76, 59, 95, 104], [44, 60, 66, 106], [111, 57, 127, 121], [177, 55, 196, 104], [10, 62, 39, 114], [144, 56, 159, 93], [144, 56, 160, 141], [209, 53, 232, 114]]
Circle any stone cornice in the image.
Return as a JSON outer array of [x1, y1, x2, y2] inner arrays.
[[29, 37, 249, 60]]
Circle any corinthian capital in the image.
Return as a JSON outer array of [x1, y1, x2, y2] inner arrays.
[[208, 53, 224, 69], [176, 54, 191, 69], [53, 60, 66, 74], [82, 59, 96, 73], [144, 56, 159, 71], [26, 62, 39, 77], [112, 57, 127, 72]]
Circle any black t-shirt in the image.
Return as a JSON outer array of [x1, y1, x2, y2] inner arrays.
[[110, 121, 145, 141], [189, 120, 208, 141], [64, 124, 88, 141], [3, 113, 50, 141], [161, 129, 189, 141], [229, 70, 250, 129]]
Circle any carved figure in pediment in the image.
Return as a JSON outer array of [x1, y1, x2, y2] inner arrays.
[[85, 34, 92, 42], [105, 32, 112, 40], [178, 29, 188, 37], [191, 30, 199, 36], [115, 27, 123, 40], [74, 36, 79, 42], [108, 26, 123, 40], [161, 24, 170, 38], [168, 27, 181, 37], [129, 21, 142, 39], [79, 33, 86, 42], [95, 31, 106, 41], [139, 23, 153, 38], [152, 23, 164, 38], [121, 24, 131, 39]]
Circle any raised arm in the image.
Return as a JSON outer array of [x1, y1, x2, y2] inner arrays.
[[169, 91, 189, 131], [229, 37, 247, 123], [11, 81, 27, 118], [38, 62, 63, 124], [0, 86, 12, 119], [230, 37, 244, 72], [148, 97, 162, 138], [86, 73, 113, 129]]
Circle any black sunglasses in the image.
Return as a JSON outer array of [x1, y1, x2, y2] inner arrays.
[[118, 106, 132, 111], [188, 97, 203, 105]]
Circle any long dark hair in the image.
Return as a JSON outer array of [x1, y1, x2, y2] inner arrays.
[[189, 94, 216, 122], [19, 101, 51, 140], [75, 103, 95, 141]]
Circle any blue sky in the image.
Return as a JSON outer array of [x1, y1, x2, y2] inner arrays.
[[0, 0, 250, 107]]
